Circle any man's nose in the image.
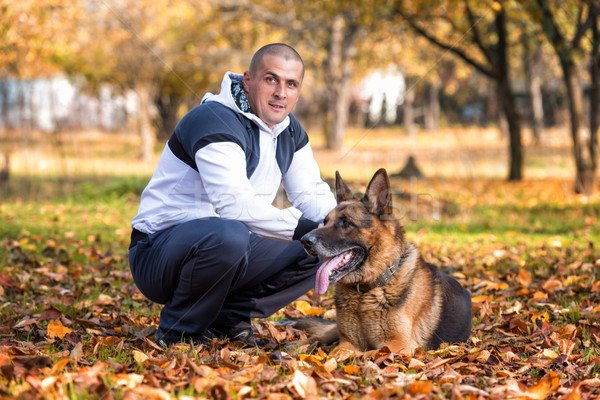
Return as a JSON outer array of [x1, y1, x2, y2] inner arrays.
[[273, 83, 286, 98]]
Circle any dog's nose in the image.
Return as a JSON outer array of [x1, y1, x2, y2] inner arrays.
[[300, 232, 316, 250]]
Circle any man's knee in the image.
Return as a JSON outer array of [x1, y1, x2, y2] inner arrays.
[[188, 218, 250, 265]]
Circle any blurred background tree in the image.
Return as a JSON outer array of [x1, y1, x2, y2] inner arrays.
[[0, 0, 597, 194]]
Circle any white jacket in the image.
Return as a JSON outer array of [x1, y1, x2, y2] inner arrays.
[[131, 72, 336, 241]]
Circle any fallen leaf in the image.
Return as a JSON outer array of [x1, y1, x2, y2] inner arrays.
[[290, 369, 317, 399], [295, 300, 326, 316], [47, 319, 72, 340], [132, 350, 149, 364], [343, 365, 361, 375], [408, 380, 433, 395]]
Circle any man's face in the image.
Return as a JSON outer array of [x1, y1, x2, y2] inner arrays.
[[243, 54, 303, 129]]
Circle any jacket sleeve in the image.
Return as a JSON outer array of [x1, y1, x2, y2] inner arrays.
[[195, 142, 302, 241], [282, 142, 337, 223]]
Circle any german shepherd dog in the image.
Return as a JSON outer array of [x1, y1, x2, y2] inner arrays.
[[288, 169, 472, 355]]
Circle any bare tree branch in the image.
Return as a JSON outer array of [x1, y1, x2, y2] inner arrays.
[[395, 8, 494, 78]]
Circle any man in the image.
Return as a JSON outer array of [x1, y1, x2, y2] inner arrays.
[[128, 43, 337, 347]]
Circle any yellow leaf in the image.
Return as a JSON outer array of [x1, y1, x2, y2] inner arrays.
[[133, 350, 149, 364], [531, 312, 550, 325], [47, 319, 72, 340], [542, 348, 559, 359]]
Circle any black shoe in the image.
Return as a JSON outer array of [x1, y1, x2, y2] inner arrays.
[[207, 325, 275, 347], [156, 327, 210, 347]]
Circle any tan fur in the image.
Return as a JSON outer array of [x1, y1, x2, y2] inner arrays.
[[293, 169, 471, 356]]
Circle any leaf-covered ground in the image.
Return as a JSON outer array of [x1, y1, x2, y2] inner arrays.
[[1, 177, 599, 400], [1, 129, 599, 399]]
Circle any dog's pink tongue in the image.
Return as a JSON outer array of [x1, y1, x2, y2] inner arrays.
[[315, 254, 345, 295]]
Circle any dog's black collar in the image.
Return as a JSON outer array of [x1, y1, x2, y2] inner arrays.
[[356, 244, 412, 294]]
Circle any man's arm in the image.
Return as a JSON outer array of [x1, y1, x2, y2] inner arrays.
[[196, 142, 307, 241], [282, 142, 337, 223]]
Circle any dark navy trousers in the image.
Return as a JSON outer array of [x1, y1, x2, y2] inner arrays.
[[128, 217, 320, 337]]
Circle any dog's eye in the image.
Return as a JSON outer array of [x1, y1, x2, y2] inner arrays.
[[337, 217, 354, 229]]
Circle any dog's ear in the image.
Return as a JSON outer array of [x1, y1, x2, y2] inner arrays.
[[362, 168, 392, 216], [335, 171, 354, 203]]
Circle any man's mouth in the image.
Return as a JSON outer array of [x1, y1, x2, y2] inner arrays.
[[314, 247, 365, 295], [269, 102, 285, 110]]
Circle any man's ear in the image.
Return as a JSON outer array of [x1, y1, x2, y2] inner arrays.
[[335, 171, 354, 203], [242, 71, 251, 92], [362, 168, 392, 216]]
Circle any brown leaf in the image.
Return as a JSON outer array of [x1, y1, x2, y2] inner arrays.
[[517, 268, 532, 287], [39, 308, 62, 321]]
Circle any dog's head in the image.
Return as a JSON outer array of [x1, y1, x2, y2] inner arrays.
[[302, 168, 405, 294]]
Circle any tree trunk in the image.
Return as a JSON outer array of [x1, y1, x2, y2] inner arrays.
[[589, 3, 599, 195], [521, 34, 544, 145], [562, 60, 595, 195], [136, 84, 155, 162], [424, 79, 440, 131], [494, 6, 523, 181], [498, 80, 523, 181], [404, 86, 415, 138], [156, 90, 183, 141], [324, 14, 345, 150]]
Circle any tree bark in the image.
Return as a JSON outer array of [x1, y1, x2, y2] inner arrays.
[[136, 84, 155, 162], [424, 79, 440, 131], [524, 54, 544, 144], [494, 5, 523, 181], [156, 90, 183, 141], [404, 86, 415, 138], [323, 13, 359, 150], [324, 14, 345, 150], [562, 60, 595, 195], [589, 2, 599, 194]]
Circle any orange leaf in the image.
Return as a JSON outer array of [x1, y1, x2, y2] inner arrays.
[[408, 381, 433, 395], [471, 295, 490, 303], [343, 365, 361, 375], [527, 371, 560, 399], [47, 319, 72, 340], [295, 300, 326, 316], [0, 353, 11, 367], [51, 358, 71, 374], [517, 268, 532, 287]]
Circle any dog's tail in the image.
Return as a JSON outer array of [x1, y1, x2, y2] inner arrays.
[[279, 317, 339, 345]]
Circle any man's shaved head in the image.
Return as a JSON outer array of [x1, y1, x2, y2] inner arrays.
[[249, 43, 305, 79]]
